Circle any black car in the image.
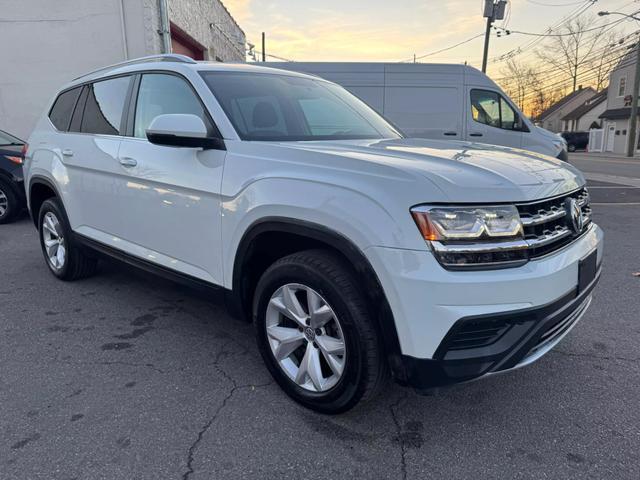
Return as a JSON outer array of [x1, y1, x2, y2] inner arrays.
[[560, 131, 589, 152], [0, 129, 27, 224]]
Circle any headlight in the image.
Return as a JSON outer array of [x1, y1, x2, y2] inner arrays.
[[410, 205, 523, 241], [410, 205, 527, 269], [553, 140, 566, 152]]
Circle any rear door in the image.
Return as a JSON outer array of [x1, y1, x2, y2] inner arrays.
[[52, 76, 132, 235], [115, 72, 226, 285], [466, 88, 524, 148]]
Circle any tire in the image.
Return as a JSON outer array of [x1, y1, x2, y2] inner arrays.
[[0, 179, 19, 224], [254, 249, 387, 413], [38, 198, 98, 280], [568, 144, 576, 152]]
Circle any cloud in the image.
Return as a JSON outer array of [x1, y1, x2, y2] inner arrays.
[[223, 0, 486, 62]]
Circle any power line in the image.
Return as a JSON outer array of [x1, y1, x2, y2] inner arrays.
[[516, 46, 637, 101], [489, 0, 597, 64], [252, 50, 295, 62], [399, 32, 485, 63], [525, 0, 590, 6], [496, 17, 631, 37], [494, 30, 640, 81]]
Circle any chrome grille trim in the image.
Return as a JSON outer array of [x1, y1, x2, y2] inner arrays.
[[520, 206, 565, 226]]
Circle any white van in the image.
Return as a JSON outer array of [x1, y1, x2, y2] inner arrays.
[[267, 62, 568, 160]]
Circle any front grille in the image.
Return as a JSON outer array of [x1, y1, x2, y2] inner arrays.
[[517, 187, 592, 258]]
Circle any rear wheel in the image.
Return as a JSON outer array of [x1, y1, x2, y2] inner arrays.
[[38, 198, 97, 280], [0, 179, 19, 224], [567, 144, 576, 152], [254, 249, 387, 413]]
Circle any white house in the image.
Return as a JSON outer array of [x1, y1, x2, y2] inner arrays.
[[560, 89, 607, 132], [0, 0, 245, 139], [535, 86, 596, 133], [598, 43, 640, 154]]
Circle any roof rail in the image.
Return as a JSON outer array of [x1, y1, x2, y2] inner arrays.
[[72, 54, 197, 81]]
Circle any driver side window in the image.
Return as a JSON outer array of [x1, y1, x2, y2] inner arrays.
[[471, 89, 521, 131]]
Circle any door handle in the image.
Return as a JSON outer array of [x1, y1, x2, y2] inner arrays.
[[119, 157, 137, 168], [444, 131, 458, 136], [469, 133, 483, 137], [62, 149, 74, 157]]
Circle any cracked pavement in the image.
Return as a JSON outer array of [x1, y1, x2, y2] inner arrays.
[[1, 186, 639, 479]]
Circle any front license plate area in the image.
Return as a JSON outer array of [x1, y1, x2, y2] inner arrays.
[[578, 250, 597, 294]]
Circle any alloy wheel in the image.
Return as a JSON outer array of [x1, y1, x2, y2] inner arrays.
[[265, 283, 346, 392], [42, 212, 66, 270], [0, 188, 7, 218]]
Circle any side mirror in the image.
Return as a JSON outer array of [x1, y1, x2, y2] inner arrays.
[[146, 114, 225, 150]]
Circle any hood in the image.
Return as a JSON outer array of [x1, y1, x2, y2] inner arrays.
[[536, 126, 565, 143], [275, 137, 585, 203]]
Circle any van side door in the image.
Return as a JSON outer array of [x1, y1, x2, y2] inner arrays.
[[115, 72, 226, 286], [466, 88, 525, 148]]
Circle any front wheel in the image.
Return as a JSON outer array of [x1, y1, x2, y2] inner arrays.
[[254, 250, 387, 413], [567, 144, 576, 152]]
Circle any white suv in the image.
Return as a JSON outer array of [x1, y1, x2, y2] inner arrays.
[[24, 55, 603, 413]]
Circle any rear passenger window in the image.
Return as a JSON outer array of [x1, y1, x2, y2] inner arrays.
[[49, 87, 82, 131], [134, 74, 209, 138], [81, 76, 131, 135]]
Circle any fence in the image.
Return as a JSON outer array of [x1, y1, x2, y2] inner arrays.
[[588, 129, 604, 153]]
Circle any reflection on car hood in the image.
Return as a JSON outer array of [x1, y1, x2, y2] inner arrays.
[[275, 137, 585, 202]]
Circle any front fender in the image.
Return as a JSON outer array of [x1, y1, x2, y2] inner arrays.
[[221, 176, 416, 289]]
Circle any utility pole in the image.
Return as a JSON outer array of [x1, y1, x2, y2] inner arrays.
[[261, 32, 266, 62], [481, 0, 507, 73]]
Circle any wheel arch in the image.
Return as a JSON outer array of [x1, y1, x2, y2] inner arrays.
[[28, 176, 61, 227], [230, 217, 405, 377]]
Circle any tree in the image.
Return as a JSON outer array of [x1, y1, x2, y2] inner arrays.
[[536, 16, 610, 93], [499, 59, 540, 114], [587, 30, 624, 91]]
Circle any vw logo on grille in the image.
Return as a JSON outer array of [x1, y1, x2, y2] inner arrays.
[[564, 198, 583, 234]]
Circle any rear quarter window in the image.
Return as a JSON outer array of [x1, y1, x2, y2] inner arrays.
[[49, 87, 82, 131]]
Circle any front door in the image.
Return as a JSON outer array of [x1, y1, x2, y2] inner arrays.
[[116, 72, 226, 285], [606, 124, 615, 152], [466, 88, 523, 149]]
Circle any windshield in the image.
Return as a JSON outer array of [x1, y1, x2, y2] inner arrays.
[[0, 130, 23, 146], [200, 71, 402, 141]]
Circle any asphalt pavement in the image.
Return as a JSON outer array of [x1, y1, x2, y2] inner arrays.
[[1, 153, 639, 479]]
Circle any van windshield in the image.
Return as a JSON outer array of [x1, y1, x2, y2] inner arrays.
[[200, 71, 402, 141]]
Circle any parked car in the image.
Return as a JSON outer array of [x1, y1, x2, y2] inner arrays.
[[267, 62, 569, 160], [24, 55, 602, 413], [0, 129, 27, 224], [561, 131, 589, 152]]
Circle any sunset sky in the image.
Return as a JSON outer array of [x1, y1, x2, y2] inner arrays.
[[224, 0, 640, 77]]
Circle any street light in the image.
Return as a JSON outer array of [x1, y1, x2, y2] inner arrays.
[[598, 11, 640, 157], [597, 11, 640, 21]]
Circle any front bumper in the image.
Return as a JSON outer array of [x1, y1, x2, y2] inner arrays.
[[365, 222, 603, 389], [399, 268, 599, 390]]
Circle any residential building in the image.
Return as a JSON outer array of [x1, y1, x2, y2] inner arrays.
[[535, 86, 596, 133], [560, 89, 607, 132], [599, 44, 640, 154], [0, 0, 245, 139]]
